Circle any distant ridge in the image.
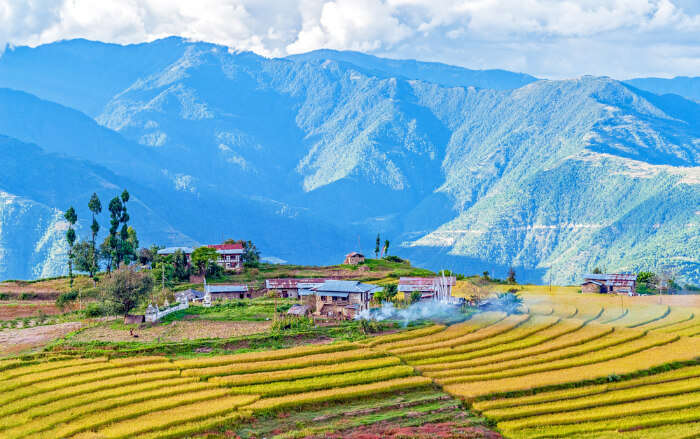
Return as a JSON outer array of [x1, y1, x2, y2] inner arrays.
[[286, 49, 537, 90]]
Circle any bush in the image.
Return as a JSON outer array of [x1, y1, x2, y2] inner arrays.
[[383, 255, 405, 263], [272, 316, 313, 331], [84, 303, 105, 317], [56, 291, 79, 309], [20, 292, 38, 300]]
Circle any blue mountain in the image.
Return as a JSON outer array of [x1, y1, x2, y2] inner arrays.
[[0, 38, 697, 285]]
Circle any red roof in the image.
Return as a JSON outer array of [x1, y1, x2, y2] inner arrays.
[[209, 243, 244, 250], [266, 278, 327, 289]]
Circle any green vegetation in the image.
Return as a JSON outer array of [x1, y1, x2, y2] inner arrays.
[[161, 298, 294, 322]]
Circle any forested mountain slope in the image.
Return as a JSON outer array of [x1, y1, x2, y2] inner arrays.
[[0, 38, 697, 283]]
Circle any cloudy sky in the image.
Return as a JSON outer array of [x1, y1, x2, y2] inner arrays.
[[1, 0, 699, 79]]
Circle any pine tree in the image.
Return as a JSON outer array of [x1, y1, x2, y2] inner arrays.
[[383, 239, 390, 257], [87, 193, 102, 279], [64, 207, 78, 289], [375, 234, 380, 258]]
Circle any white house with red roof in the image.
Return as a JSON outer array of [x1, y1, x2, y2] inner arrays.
[[208, 243, 244, 270]]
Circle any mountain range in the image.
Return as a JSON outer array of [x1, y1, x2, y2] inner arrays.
[[0, 37, 697, 285]]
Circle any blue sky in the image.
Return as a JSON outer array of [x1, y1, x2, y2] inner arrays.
[[1, 0, 698, 79]]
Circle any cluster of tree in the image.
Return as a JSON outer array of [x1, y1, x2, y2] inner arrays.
[[150, 248, 191, 289], [374, 234, 390, 258], [636, 270, 681, 294], [64, 190, 138, 288]]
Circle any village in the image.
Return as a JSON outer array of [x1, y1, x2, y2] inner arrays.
[[133, 241, 649, 325]]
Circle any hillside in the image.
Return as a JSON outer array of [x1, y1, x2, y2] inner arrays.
[[0, 38, 698, 284]]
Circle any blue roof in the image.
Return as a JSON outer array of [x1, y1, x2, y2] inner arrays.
[[157, 246, 193, 255], [206, 284, 248, 293], [312, 280, 381, 294]]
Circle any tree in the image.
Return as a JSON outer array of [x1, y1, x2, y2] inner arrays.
[[139, 247, 155, 266], [242, 240, 260, 267], [384, 284, 398, 300], [592, 267, 603, 274], [382, 239, 390, 257], [72, 241, 93, 273], [410, 290, 422, 303], [375, 234, 380, 258], [120, 190, 134, 265], [99, 236, 114, 273], [87, 193, 102, 279], [172, 249, 190, 281], [64, 206, 78, 290], [100, 265, 153, 316], [191, 246, 219, 276], [507, 266, 516, 284], [107, 196, 123, 270]]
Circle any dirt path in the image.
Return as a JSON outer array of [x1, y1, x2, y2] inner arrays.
[[0, 322, 83, 356]]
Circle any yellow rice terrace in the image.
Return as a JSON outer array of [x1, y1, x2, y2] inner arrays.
[[1, 292, 699, 438]]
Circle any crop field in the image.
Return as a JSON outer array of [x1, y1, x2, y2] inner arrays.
[[0, 291, 698, 437]]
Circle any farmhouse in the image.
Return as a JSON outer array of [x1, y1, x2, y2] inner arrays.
[[303, 280, 381, 319], [581, 273, 637, 295], [204, 283, 251, 299], [265, 278, 327, 299], [208, 243, 244, 270], [343, 252, 365, 265], [398, 276, 457, 301]]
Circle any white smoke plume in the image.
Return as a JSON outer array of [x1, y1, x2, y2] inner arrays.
[[356, 300, 467, 327]]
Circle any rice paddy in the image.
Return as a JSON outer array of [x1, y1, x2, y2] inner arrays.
[[1, 291, 698, 437]]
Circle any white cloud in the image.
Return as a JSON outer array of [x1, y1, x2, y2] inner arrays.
[[0, 0, 698, 78]]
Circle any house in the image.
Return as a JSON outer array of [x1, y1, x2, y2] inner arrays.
[[581, 274, 637, 295], [175, 288, 205, 302], [208, 243, 244, 270], [306, 280, 381, 319], [204, 283, 251, 299], [265, 278, 327, 299], [343, 252, 365, 265], [156, 247, 194, 264], [398, 276, 457, 301], [287, 304, 311, 317]]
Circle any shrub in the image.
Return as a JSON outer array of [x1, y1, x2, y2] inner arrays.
[[272, 316, 313, 331], [56, 291, 79, 309], [383, 255, 405, 263], [84, 303, 105, 317], [20, 292, 38, 300]]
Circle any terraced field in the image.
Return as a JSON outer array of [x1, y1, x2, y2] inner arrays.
[[1, 292, 698, 438], [382, 294, 700, 438]]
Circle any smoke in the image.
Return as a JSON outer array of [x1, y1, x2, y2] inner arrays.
[[356, 300, 467, 327]]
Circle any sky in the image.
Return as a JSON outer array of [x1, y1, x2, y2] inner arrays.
[[1, 0, 699, 79]]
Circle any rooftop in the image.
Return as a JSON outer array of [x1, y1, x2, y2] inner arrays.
[[157, 246, 194, 255], [311, 280, 381, 294]]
